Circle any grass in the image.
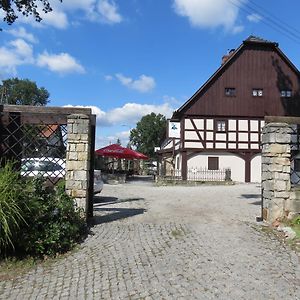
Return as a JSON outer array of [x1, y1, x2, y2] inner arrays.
[[0, 244, 82, 281], [0, 257, 38, 280], [283, 216, 300, 252], [255, 216, 300, 254], [171, 229, 185, 239]]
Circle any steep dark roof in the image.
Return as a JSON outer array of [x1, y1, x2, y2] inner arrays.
[[172, 35, 299, 119]]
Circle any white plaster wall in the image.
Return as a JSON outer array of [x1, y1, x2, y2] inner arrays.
[[187, 153, 245, 182], [251, 154, 261, 183], [250, 120, 259, 131], [229, 120, 236, 130], [239, 120, 248, 131], [185, 131, 199, 140], [185, 141, 204, 148], [185, 119, 193, 129], [206, 119, 214, 130], [194, 119, 204, 129]]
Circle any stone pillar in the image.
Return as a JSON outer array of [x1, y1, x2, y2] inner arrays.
[[261, 123, 292, 223], [65, 114, 91, 216]]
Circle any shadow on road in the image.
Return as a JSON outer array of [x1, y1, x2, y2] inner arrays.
[[240, 194, 261, 199], [92, 207, 146, 225], [94, 196, 145, 206], [94, 196, 118, 204], [239, 194, 261, 206]]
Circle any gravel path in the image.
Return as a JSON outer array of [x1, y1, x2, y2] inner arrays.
[[1, 182, 299, 299]]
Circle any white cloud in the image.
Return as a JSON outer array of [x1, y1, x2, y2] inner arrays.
[[40, 9, 69, 29], [0, 39, 34, 74], [37, 52, 85, 74], [14, 0, 123, 29], [97, 0, 122, 24], [61, 0, 96, 11], [104, 74, 113, 80], [9, 39, 34, 61], [173, 0, 245, 32], [232, 25, 244, 34], [66, 102, 175, 148], [65, 102, 174, 127], [115, 74, 156, 93], [5, 27, 38, 43], [247, 13, 262, 23], [15, 2, 69, 29]]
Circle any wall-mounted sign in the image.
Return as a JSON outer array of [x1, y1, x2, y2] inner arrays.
[[168, 120, 181, 138]]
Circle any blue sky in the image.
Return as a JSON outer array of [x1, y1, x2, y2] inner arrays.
[[1, 0, 300, 148]]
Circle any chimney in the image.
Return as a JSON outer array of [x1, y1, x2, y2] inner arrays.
[[221, 48, 235, 65]]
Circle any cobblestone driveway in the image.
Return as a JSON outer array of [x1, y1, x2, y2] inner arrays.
[[1, 182, 299, 299]]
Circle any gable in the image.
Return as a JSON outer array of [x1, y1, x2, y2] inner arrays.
[[174, 39, 300, 119]]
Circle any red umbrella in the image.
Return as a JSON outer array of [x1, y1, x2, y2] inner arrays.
[[124, 148, 148, 160], [95, 144, 148, 160]]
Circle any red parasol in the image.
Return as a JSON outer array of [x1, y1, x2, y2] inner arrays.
[[121, 147, 148, 160], [95, 144, 148, 160]]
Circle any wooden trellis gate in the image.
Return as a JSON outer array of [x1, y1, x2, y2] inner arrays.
[[0, 105, 96, 218]]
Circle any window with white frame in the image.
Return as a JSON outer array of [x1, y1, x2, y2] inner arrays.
[[225, 88, 236, 97], [252, 89, 263, 97], [216, 120, 226, 132], [280, 90, 292, 97]]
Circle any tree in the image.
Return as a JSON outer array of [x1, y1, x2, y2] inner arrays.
[[0, 78, 50, 105], [0, 0, 62, 26], [130, 113, 167, 159]]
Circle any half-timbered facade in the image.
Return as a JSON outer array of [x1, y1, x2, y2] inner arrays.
[[158, 36, 300, 182]]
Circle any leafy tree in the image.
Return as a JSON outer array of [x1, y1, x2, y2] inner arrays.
[[130, 113, 167, 159], [0, 78, 50, 105], [0, 0, 62, 26]]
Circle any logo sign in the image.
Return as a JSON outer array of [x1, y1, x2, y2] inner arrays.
[[168, 120, 180, 138]]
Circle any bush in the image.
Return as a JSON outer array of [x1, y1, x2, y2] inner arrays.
[[15, 179, 86, 258], [0, 162, 29, 252], [0, 162, 86, 258]]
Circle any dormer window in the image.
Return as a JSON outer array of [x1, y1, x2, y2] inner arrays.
[[281, 90, 292, 97], [253, 89, 263, 97], [225, 88, 236, 97]]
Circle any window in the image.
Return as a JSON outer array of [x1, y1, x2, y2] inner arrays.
[[225, 88, 236, 97], [216, 120, 226, 132], [208, 157, 219, 170], [252, 89, 263, 97], [281, 90, 292, 98]]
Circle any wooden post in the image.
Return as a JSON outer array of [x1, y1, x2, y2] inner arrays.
[[181, 151, 187, 180], [245, 152, 251, 183]]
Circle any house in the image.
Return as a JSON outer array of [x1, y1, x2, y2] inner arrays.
[[158, 36, 300, 183]]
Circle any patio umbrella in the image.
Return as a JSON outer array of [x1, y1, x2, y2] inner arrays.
[[95, 144, 148, 160], [124, 148, 148, 160]]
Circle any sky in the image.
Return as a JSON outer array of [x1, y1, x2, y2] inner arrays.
[[1, 0, 300, 148]]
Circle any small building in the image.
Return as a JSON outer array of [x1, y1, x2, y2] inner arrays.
[[158, 36, 300, 183]]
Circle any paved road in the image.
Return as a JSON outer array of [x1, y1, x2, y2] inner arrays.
[[1, 183, 299, 299]]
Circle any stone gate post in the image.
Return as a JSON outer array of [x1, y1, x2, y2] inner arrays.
[[261, 123, 292, 223], [66, 114, 91, 217]]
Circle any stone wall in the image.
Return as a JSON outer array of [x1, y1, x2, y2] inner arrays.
[[65, 114, 91, 217], [262, 122, 300, 222]]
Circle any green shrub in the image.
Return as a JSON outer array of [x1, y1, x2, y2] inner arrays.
[[0, 162, 29, 252], [0, 162, 86, 258], [292, 216, 300, 225], [15, 179, 86, 258]]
